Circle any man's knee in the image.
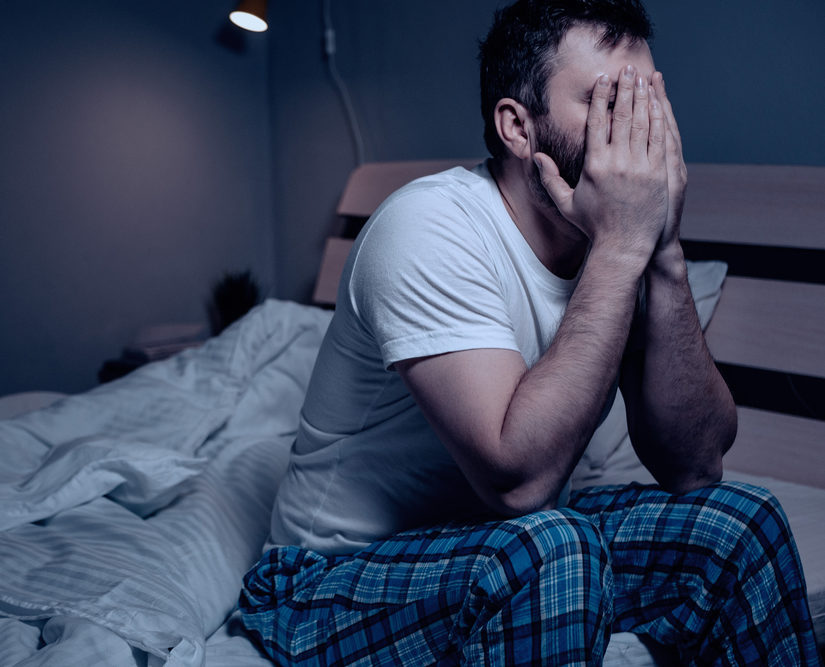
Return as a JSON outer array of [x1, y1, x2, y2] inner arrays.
[[515, 510, 609, 561], [444, 512, 614, 665], [683, 482, 801, 587], [700, 482, 792, 547], [478, 510, 612, 598]]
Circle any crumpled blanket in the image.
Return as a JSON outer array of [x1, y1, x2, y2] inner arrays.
[[0, 299, 332, 667]]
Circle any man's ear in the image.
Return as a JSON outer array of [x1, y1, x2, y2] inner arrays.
[[494, 98, 534, 161]]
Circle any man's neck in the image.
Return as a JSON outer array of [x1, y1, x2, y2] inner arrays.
[[488, 156, 588, 280]]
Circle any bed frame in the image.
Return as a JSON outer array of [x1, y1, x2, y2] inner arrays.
[[314, 160, 825, 489]]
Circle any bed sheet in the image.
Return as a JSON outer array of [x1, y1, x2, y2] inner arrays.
[[201, 610, 670, 667], [0, 300, 332, 667]]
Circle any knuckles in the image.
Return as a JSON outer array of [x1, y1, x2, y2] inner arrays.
[[586, 114, 606, 131], [611, 108, 633, 124]]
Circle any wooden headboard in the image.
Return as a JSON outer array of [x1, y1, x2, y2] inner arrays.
[[313, 160, 825, 487], [676, 164, 825, 488]]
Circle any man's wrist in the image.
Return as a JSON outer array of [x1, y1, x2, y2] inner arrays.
[[587, 238, 655, 279], [647, 240, 687, 283]]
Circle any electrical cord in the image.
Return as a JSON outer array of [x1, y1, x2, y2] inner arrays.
[[322, 0, 366, 165]]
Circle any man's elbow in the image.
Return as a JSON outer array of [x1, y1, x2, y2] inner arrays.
[[659, 460, 724, 495], [485, 477, 564, 518], [720, 401, 739, 456], [650, 401, 737, 494]]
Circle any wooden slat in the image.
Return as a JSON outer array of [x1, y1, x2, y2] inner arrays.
[[680, 163, 825, 250], [336, 162, 825, 250], [336, 159, 482, 218], [724, 407, 825, 489], [705, 276, 825, 378], [312, 237, 354, 305]]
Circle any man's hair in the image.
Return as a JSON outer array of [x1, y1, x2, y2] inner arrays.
[[479, 0, 653, 159]]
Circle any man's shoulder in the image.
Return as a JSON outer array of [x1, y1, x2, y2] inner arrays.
[[378, 163, 491, 214], [353, 169, 492, 265]]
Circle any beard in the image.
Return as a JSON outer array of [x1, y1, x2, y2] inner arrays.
[[529, 116, 585, 214]]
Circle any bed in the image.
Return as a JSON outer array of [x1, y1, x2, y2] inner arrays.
[[1, 161, 823, 666]]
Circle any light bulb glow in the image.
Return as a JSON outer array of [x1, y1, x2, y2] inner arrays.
[[230, 11, 267, 32]]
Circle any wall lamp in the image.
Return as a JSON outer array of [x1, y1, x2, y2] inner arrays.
[[230, 0, 268, 32]]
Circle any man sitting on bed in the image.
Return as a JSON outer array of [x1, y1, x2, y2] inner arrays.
[[241, 0, 822, 664]]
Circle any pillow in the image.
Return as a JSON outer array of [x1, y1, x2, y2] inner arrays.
[[685, 259, 729, 330], [574, 259, 728, 479]]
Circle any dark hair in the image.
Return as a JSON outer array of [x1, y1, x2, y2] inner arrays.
[[479, 0, 653, 158]]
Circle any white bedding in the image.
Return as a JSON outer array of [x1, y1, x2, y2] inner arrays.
[[1, 295, 822, 666], [0, 300, 332, 666]]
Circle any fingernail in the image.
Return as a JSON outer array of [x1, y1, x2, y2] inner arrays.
[[597, 74, 610, 86], [533, 155, 542, 170], [636, 75, 645, 90], [623, 64, 635, 79]]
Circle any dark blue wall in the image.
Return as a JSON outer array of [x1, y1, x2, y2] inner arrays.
[[0, 0, 273, 395], [645, 0, 825, 165]]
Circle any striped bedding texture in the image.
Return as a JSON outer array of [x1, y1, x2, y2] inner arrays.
[[0, 300, 332, 666]]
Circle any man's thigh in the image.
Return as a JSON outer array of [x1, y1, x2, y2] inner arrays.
[[240, 510, 613, 665]]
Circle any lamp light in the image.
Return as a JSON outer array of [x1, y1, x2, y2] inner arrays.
[[230, 0, 268, 32]]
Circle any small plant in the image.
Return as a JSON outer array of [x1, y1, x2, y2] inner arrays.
[[207, 269, 261, 335]]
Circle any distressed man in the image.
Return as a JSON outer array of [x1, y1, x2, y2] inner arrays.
[[241, 1, 822, 663]]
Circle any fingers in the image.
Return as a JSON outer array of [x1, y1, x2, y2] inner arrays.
[[652, 72, 683, 154], [647, 93, 667, 166], [534, 152, 575, 218], [610, 64, 637, 147], [611, 66, 657, 160], [585, 74, 611, 156], [650, 73, 687, 187], [629, 74, 650, 155]]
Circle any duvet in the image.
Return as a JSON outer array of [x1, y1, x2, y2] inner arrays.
[[0, 300, 332, 666]]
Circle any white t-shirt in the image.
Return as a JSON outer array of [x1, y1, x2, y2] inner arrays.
[[270, 162, 584, 555]]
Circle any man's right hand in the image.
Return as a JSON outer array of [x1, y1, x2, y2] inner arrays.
[[534, 65, 669, 269]]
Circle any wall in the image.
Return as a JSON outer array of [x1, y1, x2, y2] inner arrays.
[[0, 0, 274, 395], [269, 0, 825, 304], [645, 0, 825, 165]]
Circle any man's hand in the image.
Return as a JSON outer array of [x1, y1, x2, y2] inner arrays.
[[534, 65, 669, 268], [650, 71, 687, 259]]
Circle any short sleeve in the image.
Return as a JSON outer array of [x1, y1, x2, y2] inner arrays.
[[348, 186, 519, 369]]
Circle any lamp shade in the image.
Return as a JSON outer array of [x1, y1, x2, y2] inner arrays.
[[230, 0, 268, 32]]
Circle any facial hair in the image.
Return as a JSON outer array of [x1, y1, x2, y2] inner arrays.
[[529, 116, 585, 215]]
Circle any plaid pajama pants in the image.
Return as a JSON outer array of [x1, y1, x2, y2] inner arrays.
[[240, 482, 822, 666]]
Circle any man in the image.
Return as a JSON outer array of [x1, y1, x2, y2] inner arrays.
[[241, 1, 822, 664]]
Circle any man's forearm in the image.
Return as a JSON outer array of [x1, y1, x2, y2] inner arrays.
[[623, 243, 737, 492], [499, 247, 646, 511]]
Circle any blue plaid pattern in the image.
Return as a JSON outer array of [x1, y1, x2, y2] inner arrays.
[[240, 482, 822, 666]]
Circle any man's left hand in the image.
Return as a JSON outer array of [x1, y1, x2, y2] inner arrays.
[[651, 72, 687, 257]]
